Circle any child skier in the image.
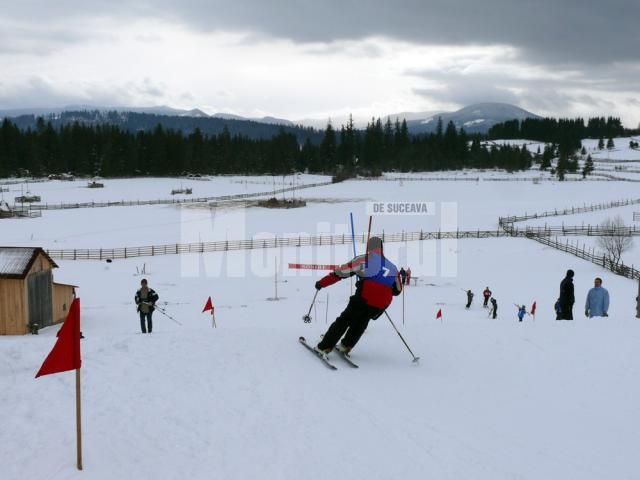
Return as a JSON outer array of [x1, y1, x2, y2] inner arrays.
[[489, 298, 498, 319], [314, 236, 402, 356], [517, 304, 527, 322]]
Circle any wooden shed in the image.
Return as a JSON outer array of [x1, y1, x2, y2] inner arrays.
[[0, 247, 77, 335]]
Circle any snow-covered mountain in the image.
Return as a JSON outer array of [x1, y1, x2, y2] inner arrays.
[[406, 103, 541, 134], [0, 102, 540, 133]]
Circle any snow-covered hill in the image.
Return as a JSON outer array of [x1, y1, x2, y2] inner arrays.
[[1, 173, 640, 480], [407, 103, 540, 134]]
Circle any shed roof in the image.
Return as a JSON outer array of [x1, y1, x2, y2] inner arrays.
[[0, 247, 58, 279]]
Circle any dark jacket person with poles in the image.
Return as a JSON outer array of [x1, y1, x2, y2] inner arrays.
[[557, 269, 575, 320], [135, 279, 159, 333], [314, 236, 402, 356]]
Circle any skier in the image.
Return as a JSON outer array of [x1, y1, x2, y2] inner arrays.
[[557, 269, 575, 320], [585, 277, 609, 318], [314, 236, 402, 356], [465, 290, 474, 309], [135, 279, 159, 333], [482, 287, 492, 307], [399, 267, 407, 285], [489, 297, 498, 319], [517, 304, 527, 322], [406, 267, 412, 286]]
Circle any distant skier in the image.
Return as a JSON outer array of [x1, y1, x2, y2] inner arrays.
[[314, 236, 402, 356], [399, 267, 407, 285], [517, 304, 527, 322], [465, 290, 474, 309], [585, 277, 609, 318], [489, 298, 498, 319], [135, 279, 159, 333], [482, 287, 492, 307], [557, 269, 575, 320], [406, 267, 412, 286]]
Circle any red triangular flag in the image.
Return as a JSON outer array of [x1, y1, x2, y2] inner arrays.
[[531, 301, 537, 316], [36, 298, 81, 378], [202, 296, 213, 313], [436, 308, 442, 319]]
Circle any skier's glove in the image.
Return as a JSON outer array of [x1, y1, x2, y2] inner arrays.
[[585, 309, 589, 317], [603, 312, 608, 317], [315, 281, 323, 290]]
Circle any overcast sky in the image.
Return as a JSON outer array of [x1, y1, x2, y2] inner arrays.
[[1, 0, 639, 126]]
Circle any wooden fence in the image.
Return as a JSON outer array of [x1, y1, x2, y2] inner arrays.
[[501, 197, 640, 281], [13, 180, 333, 212], [634, 212, 640, 221], [499, 198, 640, 226], [45, 225, 640, 261], [531, 236, 640, 280]]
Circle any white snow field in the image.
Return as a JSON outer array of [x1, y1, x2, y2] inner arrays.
[[2, 165, 640, 480]]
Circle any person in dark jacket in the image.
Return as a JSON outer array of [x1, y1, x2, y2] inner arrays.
[[135, 279, 159, 333], [557, 269, 575, 320], [399, 267, 407, 285], [489, 298, 498, 319], [465, 290, 474, 309], [315, 236, 402, 355], [482, 287, 492, 307]]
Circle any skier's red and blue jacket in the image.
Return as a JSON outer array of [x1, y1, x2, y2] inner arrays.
[[317, 248, 402, 309]]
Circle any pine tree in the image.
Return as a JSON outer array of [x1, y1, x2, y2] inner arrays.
[[598, 137, 605, 150], [606, 137, 615, 149], [582, 154, 594, 178]]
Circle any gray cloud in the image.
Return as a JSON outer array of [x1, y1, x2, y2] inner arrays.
[[3, 1, 640, 64], [0, 76, 168, 109]]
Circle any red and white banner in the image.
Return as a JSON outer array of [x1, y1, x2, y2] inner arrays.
[[288, 263, 338, 270]]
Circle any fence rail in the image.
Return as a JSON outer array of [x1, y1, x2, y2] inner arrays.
[[531, 236, 640, 280], [500, 197, 640, 281], [499, 198, 640, 225], [11, 180, 332, 212], [44, 225, 640, 261], [634, 212, 640, 221]]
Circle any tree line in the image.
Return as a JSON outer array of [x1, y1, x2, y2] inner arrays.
[[0, 116, 534, 178], [488, 116, 627, 149]]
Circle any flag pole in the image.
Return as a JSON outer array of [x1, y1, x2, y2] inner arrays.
[[402, 282, 405, 325], [75, 367, 83, 471]]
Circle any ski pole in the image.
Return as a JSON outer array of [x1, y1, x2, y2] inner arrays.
[[303, 290, 319, 323], [383, 311, 420, 364], [154, 305, 183, 325]]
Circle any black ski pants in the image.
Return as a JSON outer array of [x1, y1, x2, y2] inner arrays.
[[317, 296, 382, 350], [557, 302, 574, 320]]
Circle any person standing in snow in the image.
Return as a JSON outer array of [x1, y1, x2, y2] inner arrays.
[[135, 279, 159, 333], [465, 290, 474, 309], [482, 287, 492, 308], [406, 267, 412, 286], [517, 304, 527, 322], [557, 269, 575, 320], [314, 236, 402, 356], [585, 277, 609, 318], [399, 267, 407, 285], [490, 298, 498, 319]]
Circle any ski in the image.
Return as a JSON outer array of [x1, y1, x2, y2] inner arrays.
[[299, 336, 337, 370], [333, 347, 359, 368]]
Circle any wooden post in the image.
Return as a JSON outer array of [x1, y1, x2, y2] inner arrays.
[[76, 368, 83, 471], [636, 280, 640, 318]]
